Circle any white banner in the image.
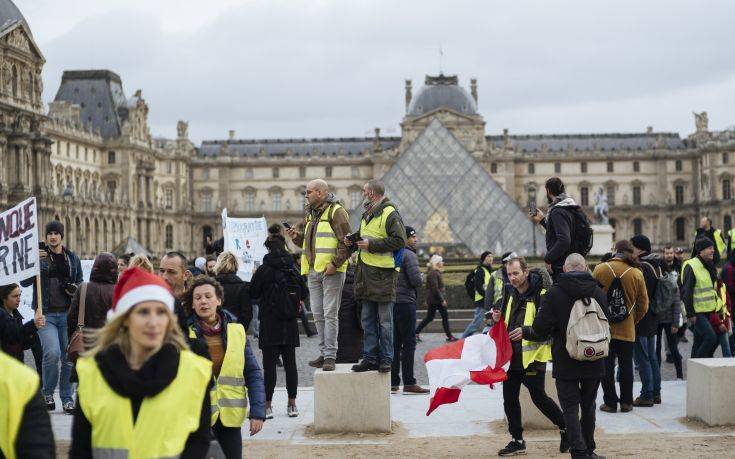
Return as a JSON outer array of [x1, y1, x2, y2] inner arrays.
[[0, 197, 40, 286], [222, 209, 268, 282]]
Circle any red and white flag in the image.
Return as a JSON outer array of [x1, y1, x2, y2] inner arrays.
[[423, 320, 512, 415]]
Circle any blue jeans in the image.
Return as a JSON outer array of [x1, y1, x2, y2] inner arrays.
[[692, 313, 718, 358], [633, 335, 661, 400], [361, 301, 393, 364], [461, 302, 485, 339], [38, 312, 73, 404], [718, 332, 732, 357], [391, 302, 417, 386]]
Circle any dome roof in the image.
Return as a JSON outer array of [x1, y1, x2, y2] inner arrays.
[[407, 74, 477, 116], [0, 0, 30, 36]]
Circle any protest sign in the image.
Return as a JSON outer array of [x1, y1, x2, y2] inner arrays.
[[0, 197, 39, 286], [222, 209, 268, 282]]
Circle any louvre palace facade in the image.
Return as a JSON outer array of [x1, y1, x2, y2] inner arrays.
[[0, 0, 733, 258]]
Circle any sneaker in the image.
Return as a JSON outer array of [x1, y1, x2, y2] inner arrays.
[[44, 395, 55, 411], [633, 397, 654, 407], [378, 360, 391, 373], [265, 407, 273, 419], [276, 357, 283, 367], [322, 358, 336, 372], [308, 356, 324, 368], [351, 360, 378, 372], [620, 404, 633, 412], [446, 335, 458, 342], [587, 453, 606, 459], [403, 384, 430, 395], [287, 404, 298, 418], [653, 394, 661, 404], [391, 386, 399, 393], [63, 401, 75, 415], [498, 439, 526, 456], [680, 336, 689, 343], [559, 429, 569, 453], [599, 403, 616, 413]]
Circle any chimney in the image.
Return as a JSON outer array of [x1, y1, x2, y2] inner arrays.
[[228, 130, 236, 140], [470, 78, 478, 103], [374, 127, 382, 152], [503, 128, 509, 147], [646, 126, 653, 134], [405, 79, 412, 112]]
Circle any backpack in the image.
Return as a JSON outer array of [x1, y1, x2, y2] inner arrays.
[[604, 263, 634, 324], [465, 268, 478, 300], [566, 296, 611, 361], [266, 267, 303, 320], [653, 271, 678, 316], [568, 207, 594, 256], [641, 260, 664, 314]]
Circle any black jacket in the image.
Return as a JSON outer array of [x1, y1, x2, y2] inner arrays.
[[69, 344, 211, 458], [249, 250, 305, 349], [215, 272, 253, 329], [523, 271, 609, 380], [2, 386, 55, 458], [500, 270, 546, 371], [474, 265, 491, 303], [637, 253, 661, 337], [540, 194, 578, 274], [682, 255, 719, 317], [0, 308, 37, 361], [67, 253, 117, 340]]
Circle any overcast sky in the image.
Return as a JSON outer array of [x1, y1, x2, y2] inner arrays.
[[21, 0, 735, 144]]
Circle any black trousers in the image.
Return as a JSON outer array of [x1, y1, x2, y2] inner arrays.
[[656, 322, 683, 379], [262, 345, 298, 400], [415, 302, 451, 337], [212, 419, 242, 459], [601, 339, 634, 407], [503, 369, 565, 440], [391, 302, 417, 386], [556, 378, 600, 458]]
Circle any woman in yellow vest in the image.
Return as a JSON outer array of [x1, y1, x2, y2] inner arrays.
[[185, 277, 265, 459], [70, 267, 213, 458]]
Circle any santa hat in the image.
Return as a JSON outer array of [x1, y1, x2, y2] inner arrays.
[[108, 267, 175, 321]]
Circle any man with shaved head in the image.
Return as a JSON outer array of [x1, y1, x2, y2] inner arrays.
[[287, 178, 351, 371]]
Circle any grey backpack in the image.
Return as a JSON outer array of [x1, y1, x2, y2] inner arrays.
[[566, 297, 611, 361]]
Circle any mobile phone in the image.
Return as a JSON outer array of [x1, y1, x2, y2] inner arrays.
[[282, 222, 293, 230], [528, 202, 538, 217], [38, 241, 46, 251], [346, 232, 362, 244]]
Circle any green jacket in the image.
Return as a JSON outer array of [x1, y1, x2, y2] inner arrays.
[[353, 197, 406, 303]]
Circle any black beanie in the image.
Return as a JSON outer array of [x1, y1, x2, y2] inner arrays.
[[405, 226, 416, 237], [480, 251, 493, 263], [694, 237, 714, 255], [45, 221, 64, 239], [630, 235, 651, 254]]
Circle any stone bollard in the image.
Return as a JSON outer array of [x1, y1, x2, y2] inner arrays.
[[517, 364, 560, 429], [314, 364, 391, 433], [687, 358, 735, 426]]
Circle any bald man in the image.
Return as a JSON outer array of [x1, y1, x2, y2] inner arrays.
[[288, 179, 351, 371]]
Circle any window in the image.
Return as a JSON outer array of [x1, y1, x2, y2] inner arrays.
[[580, 186, 589, 206], [164, 189, 173, 209], [166, 161, 173, 174], [202, 168, 209, 180], [272, 191, 281, 211], [723, 152, 730, 164], [675, 185, 684, 205], [724, 215, 733, 232], [675, 160, 682, 172], [675, 217, 686, 241], [272, 167, 279, 178], [633, 186, 641, 206], [165, 225, 173, 249], [244, 168, 253, 179], [351, 166, 359, 179], [66, 143, 70, 157], [106, 181, 116, 202], [351, 190, 361, 209], [84, 147, 88, 161], [245, 191, 255, 211], [633, 218, 643, 236], [724, 179, 732, 200], [606, 184, 616, 206], [527, 163, 535, 175], [107, 151, 116, 164], [202, 193, 213, 213], [75, 145, 79, 159], [581, 162, 587, 173], [299, 166, 306, 179], [490, 162, 497, 174], [554, 162, 561, 174], [633, 161, 640, 172], [325, 166, 332, 178], [607, 161, 613, 173]]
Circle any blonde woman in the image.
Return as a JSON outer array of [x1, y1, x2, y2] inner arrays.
[[214, 251, 252, 328], [129, 254, 154, 273], [416, 255, 457, 342], [70, 267, 213, 458]]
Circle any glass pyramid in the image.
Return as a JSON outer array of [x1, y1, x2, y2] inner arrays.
[[351, 118, 544, 257]]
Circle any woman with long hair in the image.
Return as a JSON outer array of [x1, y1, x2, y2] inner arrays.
[[184, 276, 265, 458], [70, 267, 213, 458], [415, 255, 457, 342], [0, 283, 44, 361]]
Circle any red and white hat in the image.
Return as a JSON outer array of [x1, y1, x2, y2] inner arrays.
[[108, 267, 175, 321]]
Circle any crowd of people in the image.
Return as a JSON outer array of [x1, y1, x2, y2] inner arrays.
[[1, 175, 733, 458]]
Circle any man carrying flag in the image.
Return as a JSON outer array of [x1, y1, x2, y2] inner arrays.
[[491, 257, 567, 457]]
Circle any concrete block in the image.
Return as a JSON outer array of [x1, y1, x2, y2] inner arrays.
[[517, 365, 560, 430], [687, 358, 735, 426], [314, 363, 391, 433]]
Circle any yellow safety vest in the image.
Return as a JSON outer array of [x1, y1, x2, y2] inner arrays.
[[301, 203, 349, 275], [504, 288, 552, 369], [474, 266, 492, 302], [492, 269, 505, 305], [358, 205, 397, 269], [77, 349, 211, 459], [694, 229, 726, 258], [728, 228, 735, 252], [0, 351, 40, 459], [681, 258, 721, 314], [189, 323, 249, 427]]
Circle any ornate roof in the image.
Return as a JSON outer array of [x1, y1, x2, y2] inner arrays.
[[407, 74, 478, 117], [0, 0, 29, 37], [197, 137, 400, 158], [487, 132, 687, 153]]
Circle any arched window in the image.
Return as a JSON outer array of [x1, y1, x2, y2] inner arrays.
[[11, 65, 17, 97], [202, 225, 213, 249], [723, 178, 732, 200], [75, 217, 83, 255], [165, 224, 174, 249], [633, 218, 643, 236], [580, 186, 589, 207], [675, 217, 686, 242], [724, 215, 733, 233]]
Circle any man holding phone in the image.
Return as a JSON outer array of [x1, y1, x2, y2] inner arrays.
[[21, 221, 82, 414], [287, 179, 351, 372]]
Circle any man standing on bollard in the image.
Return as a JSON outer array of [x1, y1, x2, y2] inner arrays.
[[347, 179, 406, 373], [287, 179, 351, 372]]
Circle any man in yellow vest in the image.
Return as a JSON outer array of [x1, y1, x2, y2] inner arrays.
[[691, 217, 726, 265], [288, 179, 351, 372], [682, 237, 722, 358], [461, 251, 494, 338], [345, 179, 406, 373], [491, 257, 566, 457]]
